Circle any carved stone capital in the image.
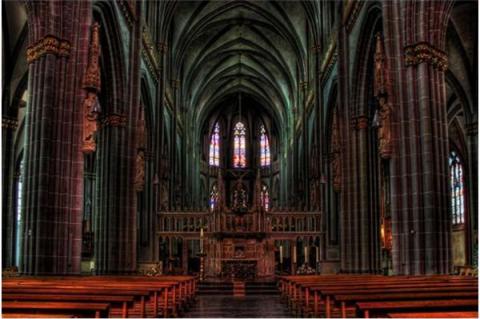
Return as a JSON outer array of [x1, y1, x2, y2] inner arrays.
[[404, 42, 448, 71], [26, 35, 71, 64]]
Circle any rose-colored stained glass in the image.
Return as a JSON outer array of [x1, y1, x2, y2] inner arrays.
[[233, 122, 247, 168], [449, 150, 464, 225], [209, 123, 220, 166], [260, 125, 271, 167]]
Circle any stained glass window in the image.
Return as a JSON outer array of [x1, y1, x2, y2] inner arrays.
[[261, 184, 269, 212], [209, 184, 218, 211], [233, 122, 247, 168], [449, 150, 465, 225], [15, 158, 24, 266], [259, 125, 271, 167], [209, 122, 220, 166]]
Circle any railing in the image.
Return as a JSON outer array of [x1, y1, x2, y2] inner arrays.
[[157, 210, 322, 233]]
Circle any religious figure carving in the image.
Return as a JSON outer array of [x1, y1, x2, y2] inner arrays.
[[330, 111, 342, 192], [374, 33, 393, 159], [134, 150, 145, 192], [233, 182, 247, 211], [378, 96, 393, 158], [82, 23, 101, 154], [82, 92, 99, 153]]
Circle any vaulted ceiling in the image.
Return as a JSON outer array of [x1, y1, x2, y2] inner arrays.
[[165, 1, 316, 130]]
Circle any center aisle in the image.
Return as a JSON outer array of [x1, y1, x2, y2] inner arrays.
[[184, 295, 291, 318]]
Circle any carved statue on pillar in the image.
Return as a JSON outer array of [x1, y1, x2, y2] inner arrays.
[[134, 150, 145, 192], [374, 33, 393, 159], [82, 23, 101, 154], [134, 108, 146, 192], [330, 111, 342, 192]]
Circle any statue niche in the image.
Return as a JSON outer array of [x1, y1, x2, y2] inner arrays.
[[232, 181, 248, 213]]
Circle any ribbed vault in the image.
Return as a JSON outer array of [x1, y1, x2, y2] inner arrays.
[[166, 1, 311, 130]]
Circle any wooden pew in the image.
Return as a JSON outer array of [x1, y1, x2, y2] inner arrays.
[[4, 275, 197, 316], [356, 299, 479, 318], [387, 311, 479, 318], [2, 301, 110, 318], [3, 275, 197, 318], [333, 291, 478, 318], [2, 293, 135, 318], [277, 275, 478, 318], [314, 282, 477, 317]]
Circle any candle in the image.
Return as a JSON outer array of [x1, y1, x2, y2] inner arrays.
[[304, 246, 309, 264], [279, 245, 283, 262], [293, 246, 297, 264], [316, 247, 319, 263], [200, 228, 204, 253]]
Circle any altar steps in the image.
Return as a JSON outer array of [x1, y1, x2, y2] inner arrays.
[[245, 281, 278, 295], [198, 281, 278, 296]]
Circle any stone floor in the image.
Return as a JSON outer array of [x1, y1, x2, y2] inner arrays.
[[184, 295, 291, 318]]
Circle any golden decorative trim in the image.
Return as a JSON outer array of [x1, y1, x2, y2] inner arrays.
[[26, 35, 71, 63], [102, 113, 127, 127], [83, 23, 101, 91], [320, 36, 337, 83], [2, 117, 18, 130], [344, 1, 364, 32], [404, 42, 448, 71], [142, 27, 160, 80], [119, 1, 135, 28]]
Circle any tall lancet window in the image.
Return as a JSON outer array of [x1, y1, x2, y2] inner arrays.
[[449, 151, 465, 225], [259, 125, 271, 167], [261, 184, 269, 211], [210, 184, 218, 211], [15, 157, 24, 266], [209, 122, 220, 166], [233, 121, 247, 168]]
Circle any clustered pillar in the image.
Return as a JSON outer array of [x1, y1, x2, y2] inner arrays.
[[21, 1, 91, 274]]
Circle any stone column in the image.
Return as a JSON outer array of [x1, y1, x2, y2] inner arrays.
[[21, 1, 91, 274], [2, 117, 18, 268], [94, 2, 142, 273], [383, 0, 453, 274]]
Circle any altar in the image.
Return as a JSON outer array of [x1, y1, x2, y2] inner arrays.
[[221, 259, 257, 280]]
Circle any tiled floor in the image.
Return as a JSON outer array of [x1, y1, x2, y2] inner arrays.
[[184, 295, 291, 318]]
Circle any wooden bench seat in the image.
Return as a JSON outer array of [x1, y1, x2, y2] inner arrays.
[[2, 275, 197, 318], [3, 293, 135, 318], [387, 311, 479, 318], [278, 274, 478, 318], [2, 301, 110, 318], [356, 299, 479, 318], [333, 291, 478, 318]]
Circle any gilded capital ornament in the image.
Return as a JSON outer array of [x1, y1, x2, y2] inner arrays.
[[26, 35, 71, 63]]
